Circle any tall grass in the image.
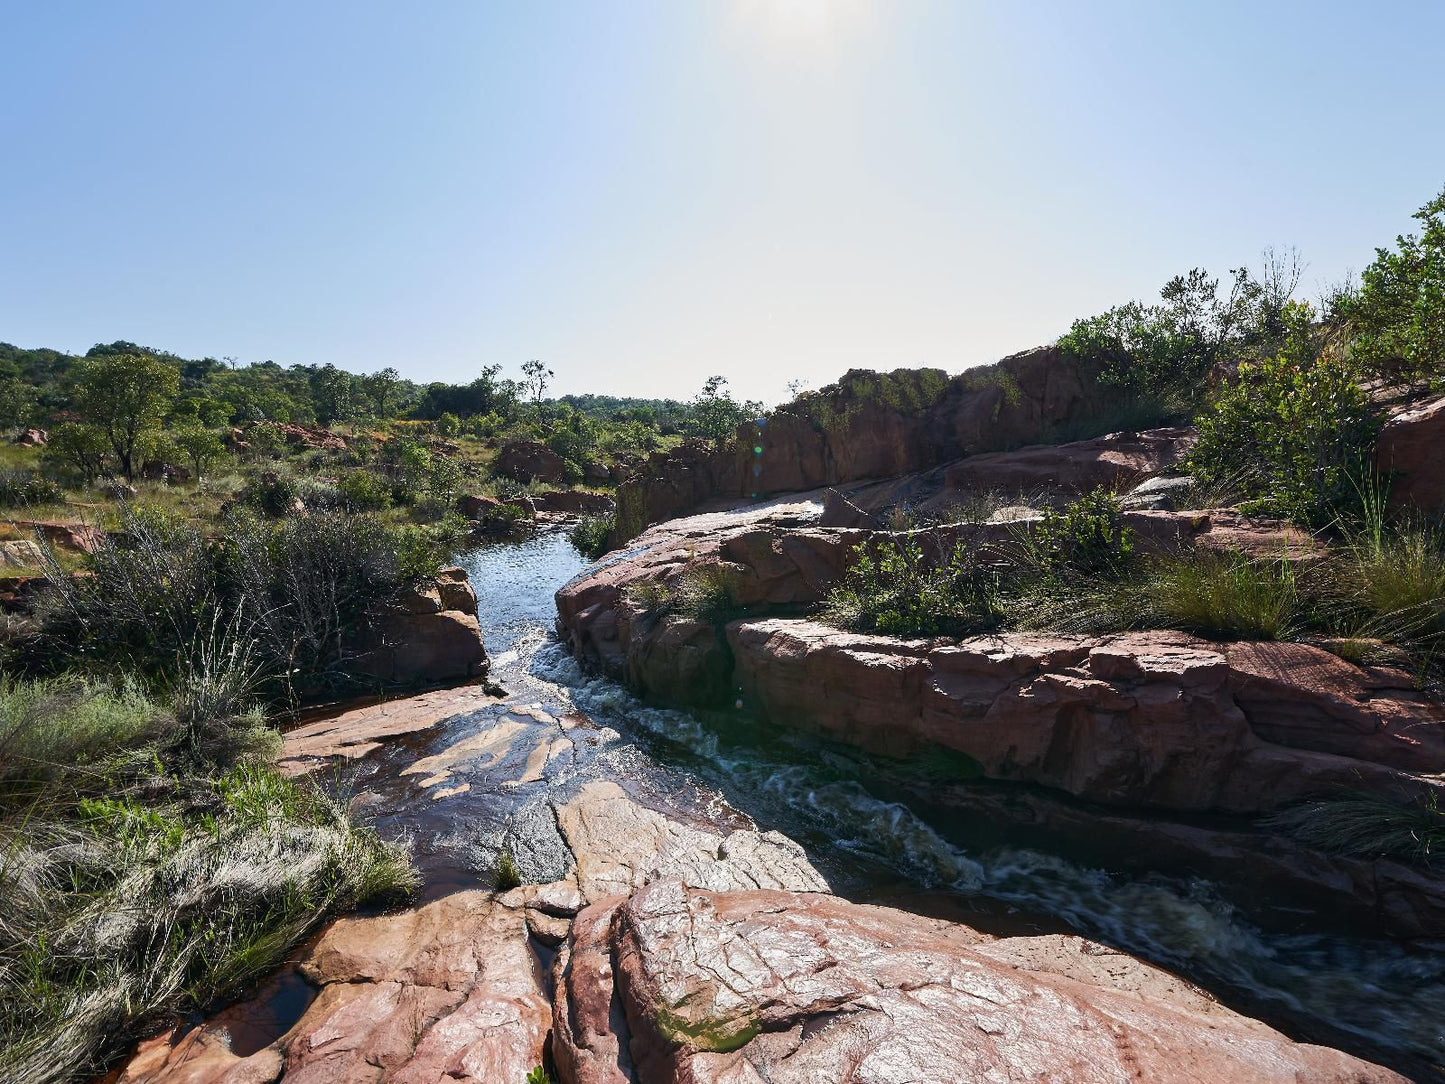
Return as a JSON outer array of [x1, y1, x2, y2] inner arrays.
[[1146, 552, 1303, 641], [1264, 791, 1442, 866]]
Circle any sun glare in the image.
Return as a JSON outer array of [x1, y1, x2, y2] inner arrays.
[[733, 0, 875, 50]]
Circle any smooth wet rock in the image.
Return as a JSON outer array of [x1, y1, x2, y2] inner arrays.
[[552, 881, 1408, 1084], [554, 780, 829, 904]]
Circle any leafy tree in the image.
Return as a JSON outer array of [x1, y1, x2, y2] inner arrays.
[[1341, 185, 1445, 385], [173, 426, 228, 480], [45, 422, 112, 484], [362, 367, 402, 417], [521, 359, 553, 408], [0, 358, 34, 428], [70, 353, 179, 480], [1058, 257, 1304, 415], [690, 375, 761, 443], [1189, 354, 1378, 526], [435, 411, 461, 438], [309, 364, 356, 426]]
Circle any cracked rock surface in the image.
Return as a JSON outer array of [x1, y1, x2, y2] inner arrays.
[[553, 881, 1410, 1084]]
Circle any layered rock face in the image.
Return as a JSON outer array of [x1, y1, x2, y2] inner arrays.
[[557, 497, 1444, 938], [553, 881, 1407, 1084], [615, 348, 1112, 540], [351, 566, 490, 687]]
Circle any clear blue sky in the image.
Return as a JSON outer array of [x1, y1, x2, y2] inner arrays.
[[2, 1, 1442, 404]]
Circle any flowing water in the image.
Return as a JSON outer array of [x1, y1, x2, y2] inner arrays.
[[455, 531, 1445, 1080]]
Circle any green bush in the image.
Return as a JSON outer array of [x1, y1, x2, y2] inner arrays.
[[673, 563, 744, 624], [824, 538, 1003, 638], [1340, 185, 1445, 386], [0, 469, 63, 508], [1265, 790, 1442, 866], [1029, 489, 1134, 575], [570, 513, 614, 560], [337, 468, 393, 511], [239, 470, 300, 516], [1145, 552, 1303, 641], [1189, 354, 1378, 526]]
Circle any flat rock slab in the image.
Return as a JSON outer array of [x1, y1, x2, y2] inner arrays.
[[553, 880, 1410, 1084]]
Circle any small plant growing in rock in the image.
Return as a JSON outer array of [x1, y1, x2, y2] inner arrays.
[[525, 1067, 554, 1084], [494, 847, 521, 890], [1029, 489, 1135, 575], [673, 563, 743, 624], [824, 538, 1003, 638]]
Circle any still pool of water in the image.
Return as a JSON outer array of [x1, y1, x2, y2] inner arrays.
[[456, 530, 1445, 1080]]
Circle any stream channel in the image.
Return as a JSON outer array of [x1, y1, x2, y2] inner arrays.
[[344, 530, 1445, 1080]]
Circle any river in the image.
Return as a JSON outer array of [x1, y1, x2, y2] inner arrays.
[[453, 530, 1445, 1080]]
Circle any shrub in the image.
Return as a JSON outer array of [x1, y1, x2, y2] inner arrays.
[[1029, 489, 1134, 575], [1265, 790, 1442, 866], [570, 513, 614, 560], [824, 538, 1003, 638], [0, 763, 416, 1084], [1340, 185, 1445, 386], [1189, 354, 1378, 526], [336, 469, 392, 511], [435, 411, 461, 438], [673, 563, 743, 624], [239, 470, 300, 515], [0, 469, 63, 508], [25, 505, 443, 702], [42, 423, 111, 486]]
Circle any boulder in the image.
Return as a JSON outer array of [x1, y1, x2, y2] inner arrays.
[[115, 891, 552, 1084], [551, 881, 1407, 1084], [941, 427, 1195, 498], [496, 440, 566, 485], [12, 428, 47, 446], [1376, 393, 1445, 515], [352, 570, 489, 687], [456, 493, 502, 519], [0, 540, 45, 570], [139, 461, 191, 484], [14, 520, 105, 553], [1121, 472, 1197, 509]]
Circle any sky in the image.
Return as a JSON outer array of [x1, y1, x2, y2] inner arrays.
[[2, 1, 1443, 405]]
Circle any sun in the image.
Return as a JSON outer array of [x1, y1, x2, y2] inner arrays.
[[733, 0, 875, 48]]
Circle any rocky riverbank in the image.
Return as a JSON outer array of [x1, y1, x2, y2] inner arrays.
[[109, 669, 1417, 1084]]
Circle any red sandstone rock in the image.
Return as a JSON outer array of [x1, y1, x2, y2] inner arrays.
[[941, 427, 1196, 496], [115, 891, 551, 1084], [727, 620, 1443, 815], [496, 440, 567, 485], [352, 570, 488, 687], [456, 493, 502, 518], [615, 347, 1111, 541], [552, 881, 1407, 1084], [12, 519, 106, 553], [12, 427, 47, 446], [1376, 393, 1445, 515]]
